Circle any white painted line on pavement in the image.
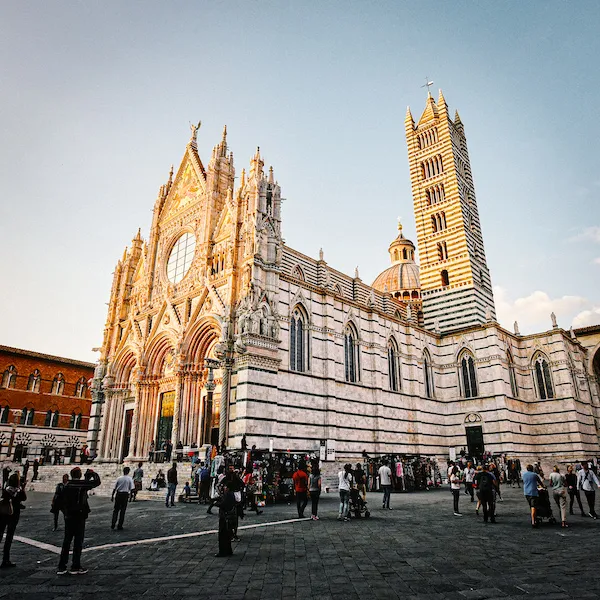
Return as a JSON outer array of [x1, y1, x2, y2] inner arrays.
[[14, 535, 62, 554], [83, 516, 310, 553]]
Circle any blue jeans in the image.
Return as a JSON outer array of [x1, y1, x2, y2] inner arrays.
[[382, 485, 392, 508], [166, 483, 176, 506], [339, 490, 350, 518]]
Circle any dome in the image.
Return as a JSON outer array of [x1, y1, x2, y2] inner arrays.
[[372, 262, 420, 293], [372, 221, 421, 298]]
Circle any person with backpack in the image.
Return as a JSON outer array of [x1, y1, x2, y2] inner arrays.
[[0, 472, 27, 568], [57, 467, 101, 575], [473, 463, 496, 523], [50, 474, 69, 531], [577, 461, 600, 519]]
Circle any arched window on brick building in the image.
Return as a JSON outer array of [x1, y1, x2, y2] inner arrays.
[[51, 374, 65, 395], [28, 369, 41, 392], [2, 366, 17, 389]]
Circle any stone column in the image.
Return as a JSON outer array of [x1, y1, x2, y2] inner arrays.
[[127, 369, 145, 460], [171, 371, 184, 446], [219, 358, 234, 449], [86, 361, 107, 457]]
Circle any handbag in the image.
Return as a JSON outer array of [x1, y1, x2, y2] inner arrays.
[[234, 491, 242, 503]]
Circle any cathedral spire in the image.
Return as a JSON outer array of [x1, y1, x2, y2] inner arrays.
[[268, 165, 274, 184]]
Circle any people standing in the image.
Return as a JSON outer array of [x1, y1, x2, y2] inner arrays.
[[57, 467, 101, 575], [32, 459, 40, 481], [565, 464, 585, 516], [51, 474, 69, 531], [577, 461, 600, 519], [309, 462, 322, 520], [338, 463, 354, 521], [463, 462, 475, 502], [522, 464, 545, 528], [450, 466, 462, 516], [215, 484, 236, 557], [473, 464, 496, 523], [111, 467, 134, 530], [148, 441, 155, 463], [131, 462, 144, 502], [176, 441, 184, 463], [378, 460, 393, 510], [292, 461, 309, 518], [166, 462, 178, 507], [223, 465, 244, 541], [489, 461, 503, 502], [242, 472, 263, 515], [2, 465, 11, 489], [164, 440, 173, 463], [198, 464, 210, 504], [0, 473, 27, 568], [549, 465, 568, 528], [22, 460, 30, 482], [354, 463, 367, 502]]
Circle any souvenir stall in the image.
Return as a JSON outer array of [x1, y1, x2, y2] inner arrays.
[[366, 454, 442, 492]]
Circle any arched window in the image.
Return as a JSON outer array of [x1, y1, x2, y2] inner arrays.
[[441, 270, 449, 287], [344, 324, 360, 383], [533, 353, 554, 399], [460, 351, 478, 398], [0, 405, 9, 424], [388, 339, 401, 391], [75, 413, 83, 429], [75, 377, 87, 398], [70, 412, 76, 429], [507, 351, 518, 397], [27, 370, 41, 392], [44, 410, 53, 427], [51, 374, 65, 395], [290, 306, 309, 373], [2, 366, 17, 388], [423, 350, 434, 398], [52, 410, 60, 427], [20, 408, 33, 425]]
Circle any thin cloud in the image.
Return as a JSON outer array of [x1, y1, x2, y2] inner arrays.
[[569, 226, 600, 244]]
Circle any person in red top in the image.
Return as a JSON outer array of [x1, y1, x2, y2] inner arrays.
[[292, 461, 309, 518]]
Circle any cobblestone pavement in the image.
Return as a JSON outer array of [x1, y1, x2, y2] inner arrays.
[[1, 484, 599, 599]]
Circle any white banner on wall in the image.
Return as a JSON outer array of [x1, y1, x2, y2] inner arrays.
[[326, 439, 336, 462]]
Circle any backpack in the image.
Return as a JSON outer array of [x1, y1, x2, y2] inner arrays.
[[61, 484, 89, 517], [478, 472, 493, 493]]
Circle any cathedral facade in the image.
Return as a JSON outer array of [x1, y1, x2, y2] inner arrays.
[[89, 92, 600, 466]]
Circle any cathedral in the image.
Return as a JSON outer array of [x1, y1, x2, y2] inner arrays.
[[88, 91, 600, 467]]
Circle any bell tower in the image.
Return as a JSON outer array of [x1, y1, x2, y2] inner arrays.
[[405, 90, 495, 332]]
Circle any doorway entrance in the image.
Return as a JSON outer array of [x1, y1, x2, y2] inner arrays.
[[121, 409, 133, 461], [465, 425, 484, 458], [156, 391, 175, 450]]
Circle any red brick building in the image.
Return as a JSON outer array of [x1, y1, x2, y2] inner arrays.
[[0, 345, 95, 461]]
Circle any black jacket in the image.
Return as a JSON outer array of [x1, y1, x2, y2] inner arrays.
[[60, 471, 101, 519]]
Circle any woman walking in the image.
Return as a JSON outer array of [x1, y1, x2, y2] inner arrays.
[[50, 474, 69, 531], [215, 483, 236, 557], [309, 461, 322, 520], [337, 464, 354, 522], [565, 464, 585, 516], [450, 466, 462, 516], [0, 473, 27, 568]]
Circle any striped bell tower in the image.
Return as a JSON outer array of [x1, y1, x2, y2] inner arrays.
[[405, 90, 495, 332]]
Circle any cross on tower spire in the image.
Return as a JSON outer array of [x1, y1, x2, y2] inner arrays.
[[421, 77, 434, 97]]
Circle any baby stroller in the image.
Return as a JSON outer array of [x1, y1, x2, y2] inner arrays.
[[349, 488, 371, 519], [535, 488, 557, 525]]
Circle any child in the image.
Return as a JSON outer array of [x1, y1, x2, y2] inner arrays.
[[183, 481, 191, 498]]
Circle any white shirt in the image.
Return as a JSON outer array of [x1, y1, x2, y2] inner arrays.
[[378, 465, 392, 486], [464, 467, 475, 483], [450, 474, 461, 490], [114, 475, 135, 493], [578, 468, 600, 492], [338, 471, 354, 491]]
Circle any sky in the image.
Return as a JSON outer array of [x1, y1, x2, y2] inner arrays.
[[1, 1, 599, 362]]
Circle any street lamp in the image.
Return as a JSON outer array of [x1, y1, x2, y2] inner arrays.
[[7, 409, 22, 460]]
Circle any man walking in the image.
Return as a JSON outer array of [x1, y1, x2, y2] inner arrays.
[[522, 464, 545, 528], [166, 462, 178, 507], [378, 460, 393, 510], [131, 462, 144, 502], [57, 467, 101, 575], [111, 467, 134, 530], [577, 461, 600, 519], [292, 461, 309, 518], [473, 463, 496, 523], [32, 459, 40, 481]]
